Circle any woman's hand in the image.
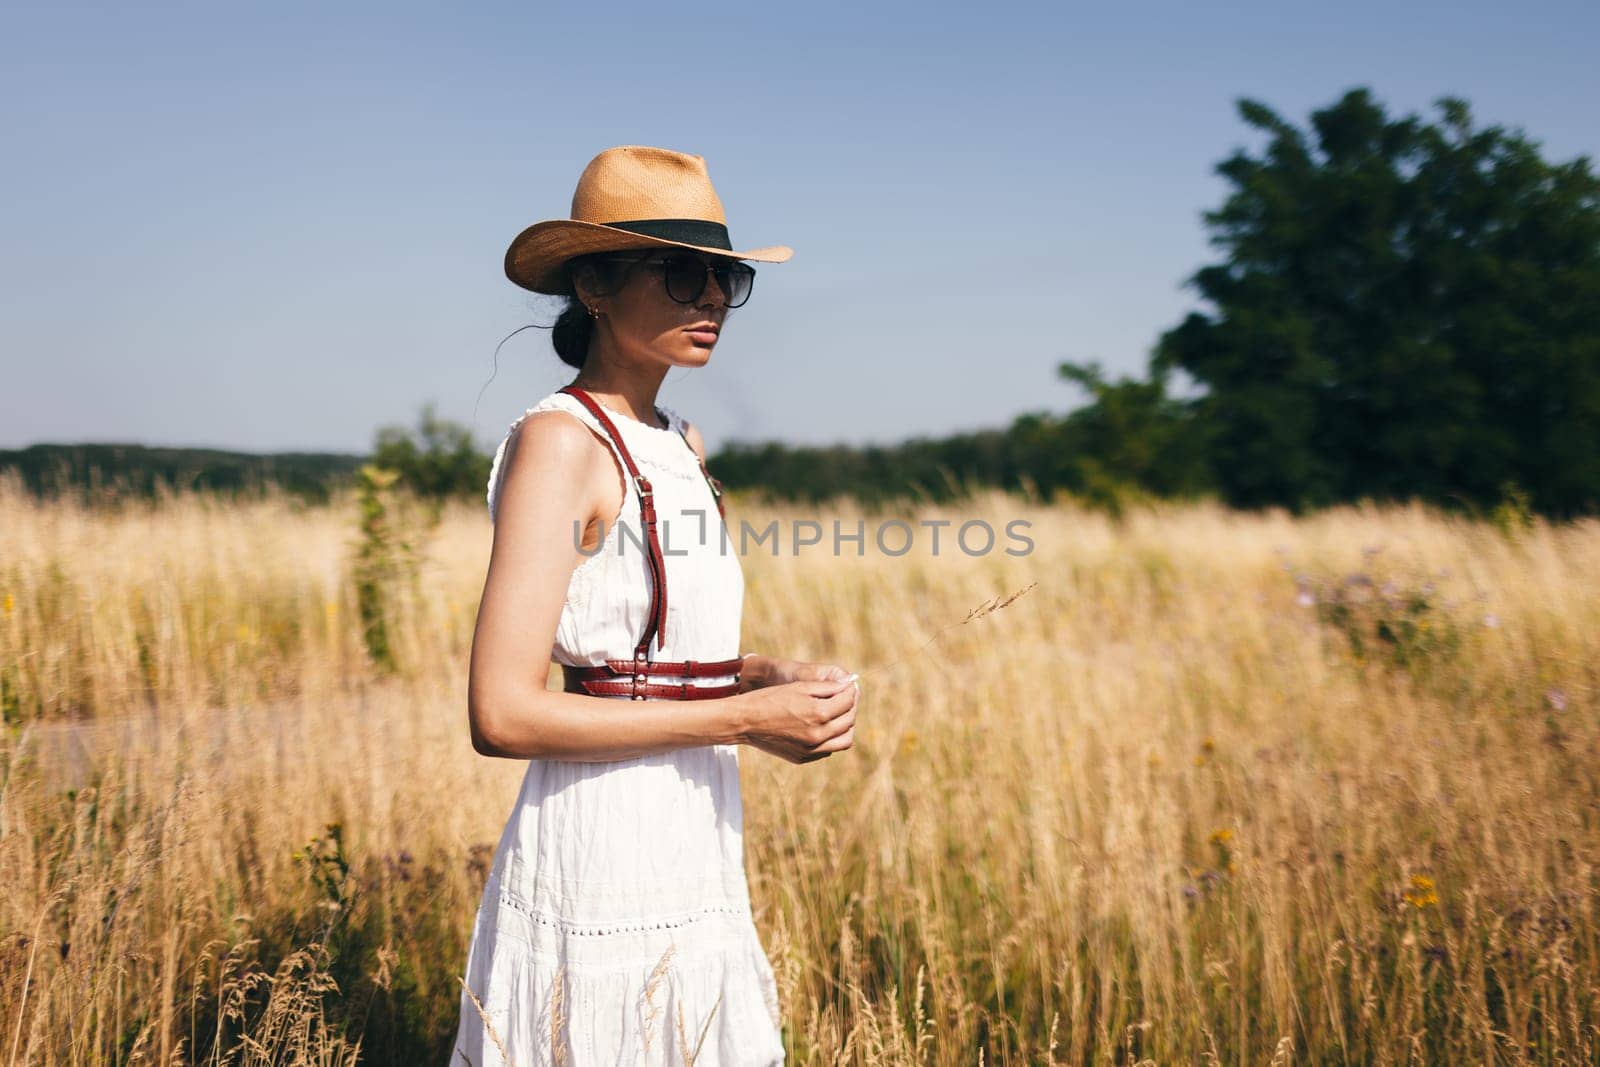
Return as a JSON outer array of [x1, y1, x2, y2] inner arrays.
[[740, 655, 855, 691], [736, 675, 859, 764]]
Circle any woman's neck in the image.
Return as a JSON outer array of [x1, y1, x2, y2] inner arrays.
[[568, 367, 668, 430]]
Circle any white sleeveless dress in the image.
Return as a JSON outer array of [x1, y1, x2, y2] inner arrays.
[[452, 389, 785, 1066]]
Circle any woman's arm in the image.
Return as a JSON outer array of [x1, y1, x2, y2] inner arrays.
[[467, 411, 854, 763], [737, 653, 854, 694], [472, 684, 753, 762], [737, 653, 778, 693]]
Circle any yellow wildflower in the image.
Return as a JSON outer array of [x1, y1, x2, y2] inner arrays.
[[1403, 874, 1438, 909]]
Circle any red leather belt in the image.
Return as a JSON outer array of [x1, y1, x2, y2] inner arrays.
[[557, 385, 737, 702], [561, 657, 745, 701]]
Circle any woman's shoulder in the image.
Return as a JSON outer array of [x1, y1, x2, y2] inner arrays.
[[485, 391, 612, 522]]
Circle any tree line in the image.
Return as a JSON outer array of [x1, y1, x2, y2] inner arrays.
[[6, 89, 1596, 517]]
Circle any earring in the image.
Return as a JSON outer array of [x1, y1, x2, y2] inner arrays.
[[587, 305, 600, 319]]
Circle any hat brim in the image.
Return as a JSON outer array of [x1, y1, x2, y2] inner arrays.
[[505, 219, 794, 294]]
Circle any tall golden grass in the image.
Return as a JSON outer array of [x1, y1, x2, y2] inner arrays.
[[1, 471, 1596, 1063]]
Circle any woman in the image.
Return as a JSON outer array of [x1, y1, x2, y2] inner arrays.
[[454, 145, 861, 1065]]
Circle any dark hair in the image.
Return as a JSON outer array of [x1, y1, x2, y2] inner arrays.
[[475, 254, 643, 420], [550, 299, 592, 370], [550, 253, 640, 369]]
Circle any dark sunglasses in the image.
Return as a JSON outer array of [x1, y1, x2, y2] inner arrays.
[[599, 252, 757, 308]]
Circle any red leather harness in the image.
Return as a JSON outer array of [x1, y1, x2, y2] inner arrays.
[[555, 385, 743, 701]]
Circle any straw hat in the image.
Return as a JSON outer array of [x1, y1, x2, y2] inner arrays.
[[504, 145, 794, 294]]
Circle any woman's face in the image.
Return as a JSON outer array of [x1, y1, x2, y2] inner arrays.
[[576, 251, 744, 367]]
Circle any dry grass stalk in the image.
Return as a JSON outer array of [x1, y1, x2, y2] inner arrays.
[[456, 976, 512, 1067], [856, 580, 1040, 680], [639, 942, 675, 1053]]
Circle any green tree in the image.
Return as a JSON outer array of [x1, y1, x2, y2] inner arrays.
[[1050, 359, 1215, 506], [1154, 88, 1600, 515], [371, 403, 492, 501]]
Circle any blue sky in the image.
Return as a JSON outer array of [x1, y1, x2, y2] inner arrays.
[[2, 1, 1596, 454]]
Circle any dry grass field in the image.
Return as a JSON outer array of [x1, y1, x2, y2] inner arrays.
[[1, 473, 1596, 1064]]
